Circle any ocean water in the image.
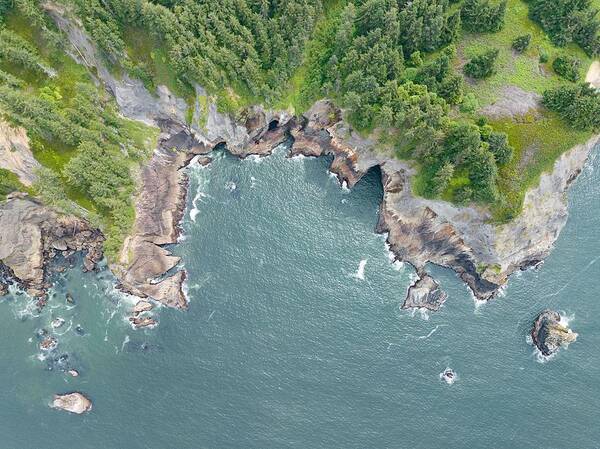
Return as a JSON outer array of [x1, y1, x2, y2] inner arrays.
[[1, 143, 599, 449]]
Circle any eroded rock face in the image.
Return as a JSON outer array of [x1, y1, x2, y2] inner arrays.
[[0, 198, 103, 298], [531, 310, 578, 356], [129, 316, 157, 329], [115, 146, 192, 308], [52, 392, 92, 414], [0, 120, 40, 186]]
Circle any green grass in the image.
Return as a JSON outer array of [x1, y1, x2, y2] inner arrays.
[[490, 114, 592, 221], [457, 0, 593, 105], [275, 0, 348, 114], [448, 0, 598, 220], [0, 168, 31, 199]]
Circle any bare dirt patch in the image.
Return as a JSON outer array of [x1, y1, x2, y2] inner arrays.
[[480, 85, 542, 119]]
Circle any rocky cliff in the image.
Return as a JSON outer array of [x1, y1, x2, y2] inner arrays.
[[1, 3, 595, 311]]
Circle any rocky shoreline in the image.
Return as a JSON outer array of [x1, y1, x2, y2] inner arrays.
[[0, 3, 597, 313]]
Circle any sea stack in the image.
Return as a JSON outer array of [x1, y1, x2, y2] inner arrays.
[[403, 274, 448, 311], [531, 310, 578, 356], [51, 392, 92, 414]]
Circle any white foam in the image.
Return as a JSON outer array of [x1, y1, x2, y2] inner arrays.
[[290, 154, 305, 160], [246, 154, 264, 163], [225, 181, 237, 192], [351, 259, 368, 280], [190, 190, 209, 223], [408, 307, 430, 321], [440, 368, 457, 385], [558, 311, 575, 328], [182, 276, 191, 305], [417, 325, 442, 340], [392, 261, 405, 271], [120, 334, 130, 352], [54, 320, 73, 336]]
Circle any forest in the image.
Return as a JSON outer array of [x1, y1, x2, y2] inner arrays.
[[1, 0, 600, 255]]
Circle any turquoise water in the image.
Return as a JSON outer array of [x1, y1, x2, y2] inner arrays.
[[1, 144, 599, 449]]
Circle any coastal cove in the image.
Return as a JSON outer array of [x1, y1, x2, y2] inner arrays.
[[0, 142, 599, 448], [2, 1, 600, 446]]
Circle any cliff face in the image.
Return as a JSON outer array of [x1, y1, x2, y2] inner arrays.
[[1, 3, 593, 310]]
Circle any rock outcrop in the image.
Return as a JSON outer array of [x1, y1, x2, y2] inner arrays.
[[0, 197, 103, 298], [0, 120, 40, 186], [403, 274, 448, 311], [531, 310, 578, 356], [51, 392, 92, 414]]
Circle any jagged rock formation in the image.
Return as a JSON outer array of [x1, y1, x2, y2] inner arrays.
[[403, 275, 448, 311], [51, 392, 92, 414], [531, 310, 578, 356], [0, 197, 103, 298]]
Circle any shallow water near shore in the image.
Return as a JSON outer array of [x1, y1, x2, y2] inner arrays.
[[1, 143, 600, 449]]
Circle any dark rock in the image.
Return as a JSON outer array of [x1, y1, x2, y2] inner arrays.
[[531, 310, 578, 356]]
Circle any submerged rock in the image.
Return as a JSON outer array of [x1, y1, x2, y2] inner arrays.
[[52, 392, 92, 414], [531, 310, 578, 356], [440, 368, 457, 385], [39, 336, 57, 351], [129, 316, 157, 329], [403, 274, 447, 311], [51, 317, 65, 328]]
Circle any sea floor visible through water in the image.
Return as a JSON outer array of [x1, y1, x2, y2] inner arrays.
[[1, 143, 599, 449]]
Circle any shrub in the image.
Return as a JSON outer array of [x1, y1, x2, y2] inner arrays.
[[552, 55, 581, 82], [461, 0, 507, 33], [429, 162, 455, 196], [486, 131, 513, 165], [460, 93, 480, 113], [464, 49, 499, 79], [512, 34, 531, 53], [543, 84, 600, 130]]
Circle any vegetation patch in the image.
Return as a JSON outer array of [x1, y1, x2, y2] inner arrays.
[[0, 5, 158, 261]]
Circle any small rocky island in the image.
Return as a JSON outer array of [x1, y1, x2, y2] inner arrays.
[[51, 392, 92, 414], [531, 310, 578, 357]]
